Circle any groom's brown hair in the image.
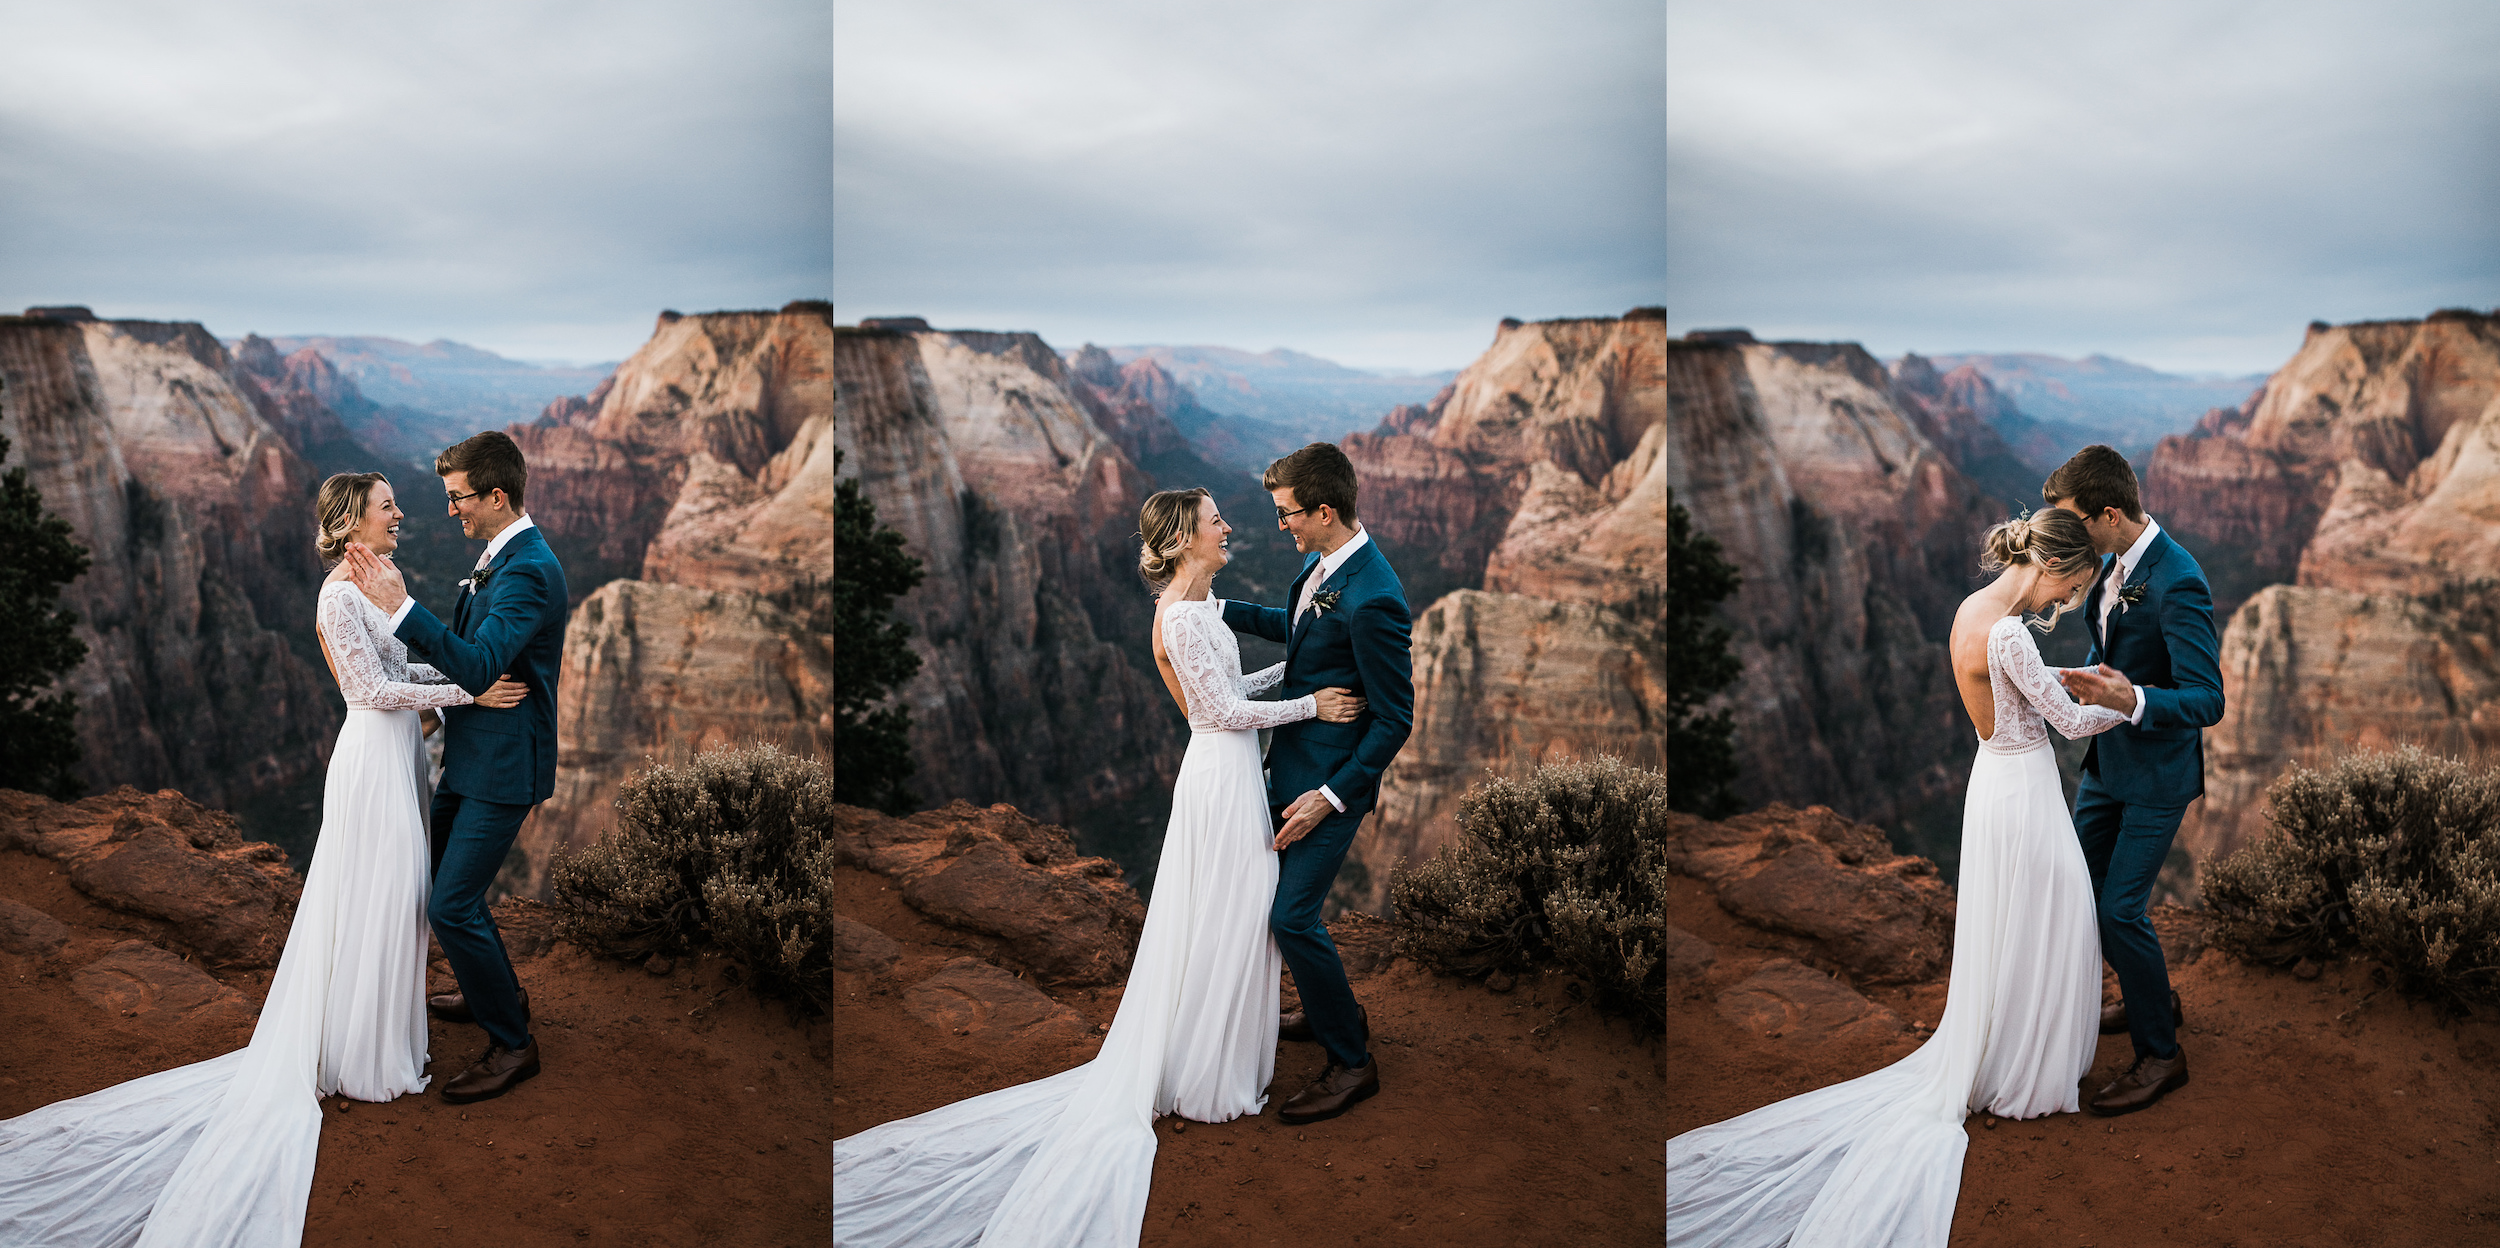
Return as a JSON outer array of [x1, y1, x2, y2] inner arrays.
[[2041, 444, 2142, 522], [1263, 442, 1358, 524], [436, 430, 528, 511]]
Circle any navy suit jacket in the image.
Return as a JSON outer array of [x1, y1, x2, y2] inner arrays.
[[395, 524, 568, 806], [1221, 538, 1415, 817], [2077, 526, 2224, 807]]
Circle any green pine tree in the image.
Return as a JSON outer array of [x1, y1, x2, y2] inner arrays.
[[1667, 492, 1742, 817], [833, 448, 926, 814], [0, 431, 92, 799]]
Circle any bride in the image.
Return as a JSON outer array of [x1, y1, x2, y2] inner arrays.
[[1667, 508, 2130, 1246], [0, 472, 527, 1246], [834, 487, 1366, 1247]]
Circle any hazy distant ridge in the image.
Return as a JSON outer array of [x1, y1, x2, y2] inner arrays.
[[1920, 352, 2266, 460], [258, 335, 617, 434], [1095, 344, 1458, 448]]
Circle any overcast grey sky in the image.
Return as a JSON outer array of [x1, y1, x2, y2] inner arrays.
[[0, 1, 829, 364], [1668, 0, 2500, 375], [832, 1, 1668, 373]]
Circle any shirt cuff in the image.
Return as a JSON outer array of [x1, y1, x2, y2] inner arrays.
[[1319, 784, 1345, 814], [2125, 688, 2146, 724], [386, 597, 416, 631]]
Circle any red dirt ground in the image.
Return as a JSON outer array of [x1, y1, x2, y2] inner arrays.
[[1664, 869, 2500, 1246], [827, 862, 1669, 1245], [0, 845, 834, 1246]]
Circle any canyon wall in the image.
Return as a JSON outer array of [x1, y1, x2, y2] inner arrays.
[[1659, 332, 2011, 883], [0, 314, 338, 833], [824, 324, 1188, 871], [2151, 310, 2500, 880], [1332, 311, 1668, 914], [499, 304, 836, 897]]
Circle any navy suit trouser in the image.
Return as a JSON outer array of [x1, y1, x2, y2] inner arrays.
[[2073, 770, 2188, 1060], [1270, 802, 1372, 1071], [429, 789, 535, 1052]]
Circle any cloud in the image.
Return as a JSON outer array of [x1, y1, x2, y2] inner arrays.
[[832, 0, 1666, 371], [0, 0, 831, 363], [1665, 0, 2500, 373]]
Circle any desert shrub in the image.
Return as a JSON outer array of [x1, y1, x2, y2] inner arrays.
[[549, 744, 835, 1011], [1388, 755, 1668, 1032], [2203, 746, 2500, 1007]]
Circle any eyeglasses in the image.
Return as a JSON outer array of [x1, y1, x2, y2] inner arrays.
[[445, 488, 490, 508], [1274, 505, 1312, 522]]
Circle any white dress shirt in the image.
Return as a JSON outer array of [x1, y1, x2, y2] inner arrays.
[[386, 514, 536, 632], [2095, 516, 2161, 725], [1294, 523, 1369, 629]]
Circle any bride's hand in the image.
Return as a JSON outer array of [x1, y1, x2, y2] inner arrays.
[[1313, 686, 1366, 723], [474, 674, 529, 709]]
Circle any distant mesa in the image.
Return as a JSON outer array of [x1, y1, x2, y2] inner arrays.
[[22, 305, 97, 322], [1683, 328, 1757, 344], [1625, 306, 1667, 321], [857, 316, 931, 332]]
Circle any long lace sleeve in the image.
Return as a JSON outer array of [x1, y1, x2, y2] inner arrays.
[[319, 587, 476, 711], [406, 661, 455, 686], [1990, 618, 2126, 738], [1166, 606, 1315, 732], [1241, 661, 1286, 699]]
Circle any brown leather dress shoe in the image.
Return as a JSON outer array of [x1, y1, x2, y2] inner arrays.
[[1277, 1055, 1379, 1125], [441, 1038, 541, 1105], [428, 986, 531, 1027], [2087, 1048, 2188, 1116], [1278, 1002, 1368, 1045], [2098, 988, 2182, 1035]]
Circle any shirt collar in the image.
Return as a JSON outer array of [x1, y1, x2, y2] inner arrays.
[[2116, 515, 2161, 578], [1315, 523, 1369, 581], [479, 514, 536, 567]]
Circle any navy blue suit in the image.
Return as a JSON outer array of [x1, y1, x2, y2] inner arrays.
[[2071, 524, 2223, 1060], [1223, 536, 1413, 1070], [396, 522, 568, 1052]]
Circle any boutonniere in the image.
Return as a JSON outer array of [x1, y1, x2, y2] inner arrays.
[[462, 565, 496, 594], [1310, 588, 1344, 617], [2114, 578, 2147, 612]]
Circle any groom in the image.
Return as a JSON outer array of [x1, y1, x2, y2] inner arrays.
[[2045, 445, 2223, 1117], [1223, 442, 1414, 1126], [346, 430, 568, 1104]]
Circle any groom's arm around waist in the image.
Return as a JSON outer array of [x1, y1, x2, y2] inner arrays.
[[390, 559, 560, 695], [1322, 592, 1415, 810], [2134, 576, 2225, 731]]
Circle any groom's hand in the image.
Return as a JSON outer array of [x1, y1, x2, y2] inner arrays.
[[1273, 790, 1330, 851], [2084, 663, 2139, 714], [343, 543, 409, 615]]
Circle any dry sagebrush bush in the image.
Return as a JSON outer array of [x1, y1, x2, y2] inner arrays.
[[2204, 746, 2500, 1007], [1388, 755, 1668, 1032], [549, 744, 835, 1011]]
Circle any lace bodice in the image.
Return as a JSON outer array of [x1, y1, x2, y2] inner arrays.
[[318, 580, 475, 712], [1160, 598, 1313, 734], [1982, 615, 2127, 754]]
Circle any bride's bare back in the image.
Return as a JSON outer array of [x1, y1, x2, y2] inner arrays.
[[1949, 593, 2010, 741], [1152, 600, 1191, 718]]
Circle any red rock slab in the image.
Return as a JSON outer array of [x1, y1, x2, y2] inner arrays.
[[72, 940, 258, 1031]]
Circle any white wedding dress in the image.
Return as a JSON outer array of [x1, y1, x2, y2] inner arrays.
[[1667, 614, 2129, 1247], [0, 579, 473, 1247], [833, 596, 1313, 1247]]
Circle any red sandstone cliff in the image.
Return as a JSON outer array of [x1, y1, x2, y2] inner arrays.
[[500, 304, 836, 896], [1331, 312, 1667, 913], [825, 322, 1187, 859], [1658, 332, 2008, 877], [0, 315, 338, 817], [2147, 310, 2500, 879]]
